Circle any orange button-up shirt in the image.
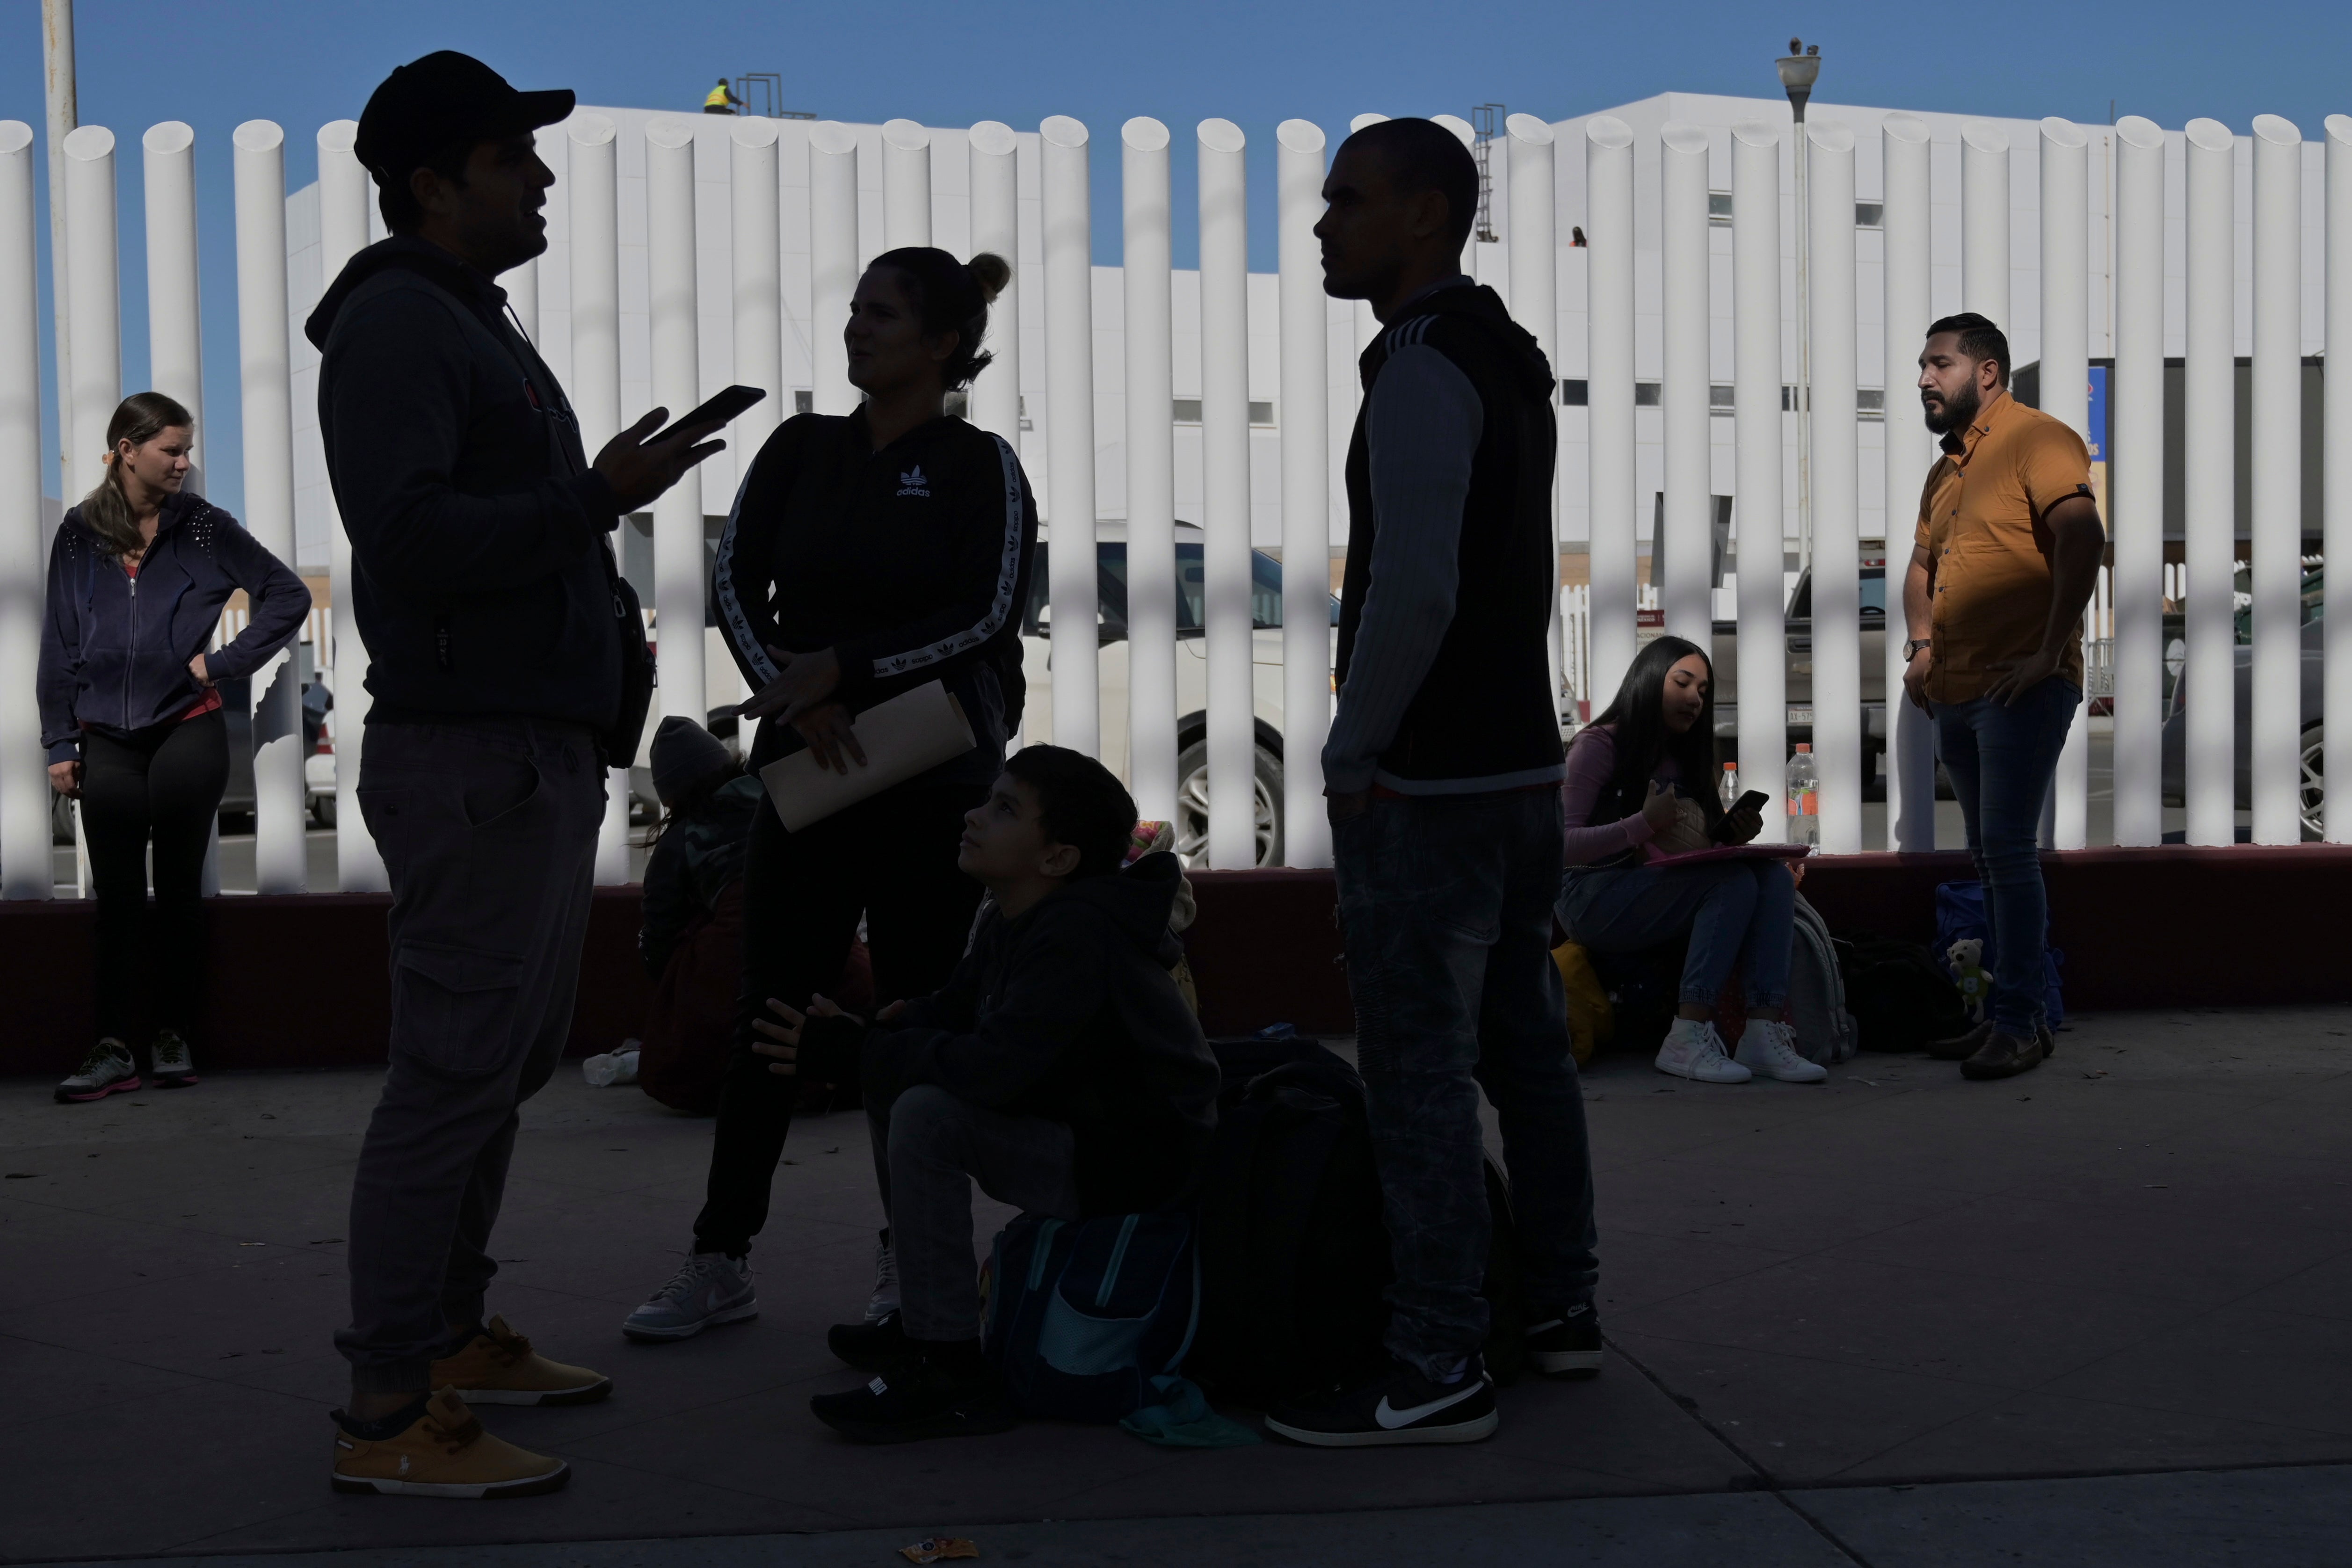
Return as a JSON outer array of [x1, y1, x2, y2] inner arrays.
[[1912, 392, 2096, 704]]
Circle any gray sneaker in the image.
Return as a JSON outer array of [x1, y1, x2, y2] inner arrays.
[[56, 1039, 140, 1103], [150, 1030, 199, 1088], [864, 1230, 900, 1324], [623, 1251, 756, 1342]]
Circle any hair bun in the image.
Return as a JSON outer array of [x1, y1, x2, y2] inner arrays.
[[966, 252, 1011, 305]]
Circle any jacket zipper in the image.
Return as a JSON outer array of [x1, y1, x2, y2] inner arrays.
[[123, 567, 138, 721]]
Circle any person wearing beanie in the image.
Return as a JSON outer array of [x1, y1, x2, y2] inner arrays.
[[312, 50, 728, 1498], [636, 719, 765, 1112]]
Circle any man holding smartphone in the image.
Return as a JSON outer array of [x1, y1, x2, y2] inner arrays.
[[309, 52, 724, 1497], [1902, 313, 2103, 1083]]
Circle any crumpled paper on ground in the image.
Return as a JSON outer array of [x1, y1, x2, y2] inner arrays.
[[900, 1539, 979, 1564]]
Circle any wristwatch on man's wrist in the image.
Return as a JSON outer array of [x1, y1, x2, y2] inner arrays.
[[1904, 638, 1933, 661]]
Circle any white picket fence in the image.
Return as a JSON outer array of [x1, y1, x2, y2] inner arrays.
[[7, 104, 2352, 902]]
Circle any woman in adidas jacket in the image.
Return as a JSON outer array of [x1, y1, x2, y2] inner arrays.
[[627, 247, 1039, 1331]]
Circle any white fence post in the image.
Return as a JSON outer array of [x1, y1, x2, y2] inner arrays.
[[2250, 115, 2303, 844], [2327, 115, 2352, 844], [2112, 116, 2167, 848], [1660, 123, 1712, 648], [966, 123, 1021, 450], [809, 122, 860, 417], [232, 120, 305, 895], [1808, 121, 1862, 855], [647, 119, 705, 733], [1882, 114, 1935, 850], [2041, 116, 2091, 850], [1122, 117, 1177, 822], [882, 119, 931, 249], [1278, 116, 1331, 870], [61, 124, 117, 505], [316, 119, 385, 893], [1585, 116, 1638, 709], [1198, 117, 1254, 868], [1733, 119, 1786, 839], [1961, 122, 2011, 329], [143, 122, 204, 489], [567, 112, 632, 884], [2184, 119, 2237, 847], [730, 117, 783, 457], [0, 121, 46, 900], [1505, 114, 1561, 712], [1041, 115, 1100, 756]]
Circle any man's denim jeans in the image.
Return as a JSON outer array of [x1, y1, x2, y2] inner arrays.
[[1933, 676, 2079, 1036], [1332, 788, 1599, 1379]]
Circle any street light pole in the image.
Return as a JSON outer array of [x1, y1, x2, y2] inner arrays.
[[43, 0, 76, 485], [1779, 40, 1821, 573]]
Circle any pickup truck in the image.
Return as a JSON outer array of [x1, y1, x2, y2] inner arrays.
[[1707, 560, 1890, 789]]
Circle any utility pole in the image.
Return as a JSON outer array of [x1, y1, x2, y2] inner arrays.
[[1778, 39, 1821, 573], [43, 0, 76, 487]]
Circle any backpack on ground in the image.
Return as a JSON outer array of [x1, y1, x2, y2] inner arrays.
[[980, 1210, 1198, 1423], [1933, 881, 2067, 1029], [1839, 937, 1972, 1052], [1787, 892, 1860, 1065], [1188, 1037, 1392, 1407]]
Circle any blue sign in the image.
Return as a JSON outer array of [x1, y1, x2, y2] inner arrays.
[[2085, 366, 2107, 462]]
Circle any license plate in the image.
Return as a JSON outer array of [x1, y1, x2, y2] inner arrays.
[[1786, 707, 1814, 726]]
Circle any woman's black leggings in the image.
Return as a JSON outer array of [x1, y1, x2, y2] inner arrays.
[[80, 711, 229, 1042]]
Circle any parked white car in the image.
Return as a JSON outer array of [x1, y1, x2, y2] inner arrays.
[[1017, 523, 1339, 866]]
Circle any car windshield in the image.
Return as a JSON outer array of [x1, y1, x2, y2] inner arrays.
[[1024, 542, 1340, 637]]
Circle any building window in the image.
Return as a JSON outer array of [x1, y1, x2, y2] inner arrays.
[[1560, 378, 1588, 407], [1857, 388, 1885, 420], [1633, 381, 1661, 407], [1709, 385, 1735, 412], [1855, 202, 1884, 229], [793, 389, 813, 415], [1708, 192, 1733, 226], [1172, 399, 1276, 426]]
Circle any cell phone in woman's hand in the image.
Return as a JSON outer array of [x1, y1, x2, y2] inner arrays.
[[1711, 790, 1770, 842]]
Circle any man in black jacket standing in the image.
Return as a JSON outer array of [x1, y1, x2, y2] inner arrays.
[[1266, 119, 1599, 1449], [310, 53, 720, 1498]]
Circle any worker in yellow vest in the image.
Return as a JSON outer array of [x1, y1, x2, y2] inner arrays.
[[704, 79, 740, 115]]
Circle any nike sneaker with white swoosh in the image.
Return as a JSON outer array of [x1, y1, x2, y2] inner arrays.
[[1264, 1358, 1498, 1447]]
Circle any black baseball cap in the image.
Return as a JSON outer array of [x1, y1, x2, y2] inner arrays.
[[355, 51, 574, 187]]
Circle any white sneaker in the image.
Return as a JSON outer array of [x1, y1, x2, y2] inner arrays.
[[864, 1230, 900, 1324], [1654, 1019, 1752, 1084], [622, 1251, 756, 1341], [1732, 1019, 1829, 1083]]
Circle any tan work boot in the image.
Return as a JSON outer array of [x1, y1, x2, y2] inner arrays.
[[432, 1315, 612, 1407], [330, 1389, 569, 1497]]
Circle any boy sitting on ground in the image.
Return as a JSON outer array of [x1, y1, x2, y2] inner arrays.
[[751, 745, 1220, 1444]]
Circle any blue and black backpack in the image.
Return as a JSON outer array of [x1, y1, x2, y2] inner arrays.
[[980, 1210, 1199, 1422]]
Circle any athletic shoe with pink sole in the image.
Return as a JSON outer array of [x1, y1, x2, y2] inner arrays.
[[55, 1040, 140, 1103]]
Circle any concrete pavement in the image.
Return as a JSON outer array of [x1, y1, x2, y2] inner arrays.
[[4, 1007, 2348, 1564]]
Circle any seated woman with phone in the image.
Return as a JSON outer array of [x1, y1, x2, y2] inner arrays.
[[1557, 635, 1823, 1086]]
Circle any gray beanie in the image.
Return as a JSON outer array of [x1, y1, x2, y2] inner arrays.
[[650, 716, 732, 801]]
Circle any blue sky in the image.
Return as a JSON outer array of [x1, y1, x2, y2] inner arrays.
[[8, 0, 2352, 515]]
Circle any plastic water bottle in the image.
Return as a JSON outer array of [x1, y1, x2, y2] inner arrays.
[[1785, 744, 1819, 846], [1718, 761, 1741, 811]]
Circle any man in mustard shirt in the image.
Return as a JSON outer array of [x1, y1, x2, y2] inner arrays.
[[1899, 314, 2105, 1082]]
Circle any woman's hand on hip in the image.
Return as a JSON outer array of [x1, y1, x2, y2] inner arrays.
[[792, 702, 868, 775], [47, 760, 80, 799], [189, 652, 211, 687]]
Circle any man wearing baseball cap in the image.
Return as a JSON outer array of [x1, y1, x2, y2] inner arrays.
[[309, 51, 725, 1498]]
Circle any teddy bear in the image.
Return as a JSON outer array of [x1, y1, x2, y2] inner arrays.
[[1946, 937, 1988, 1024]]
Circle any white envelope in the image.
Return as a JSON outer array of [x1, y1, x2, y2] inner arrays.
[[756, 680, 978, 832]]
